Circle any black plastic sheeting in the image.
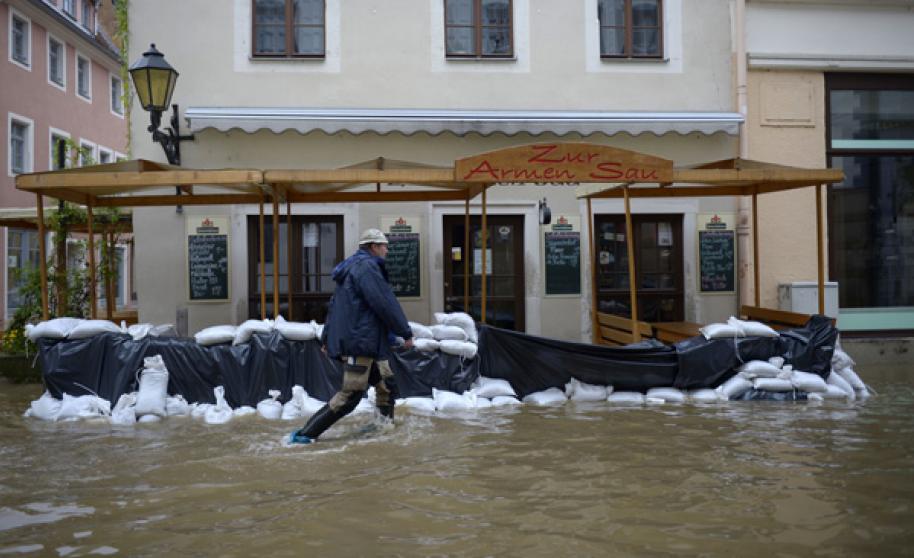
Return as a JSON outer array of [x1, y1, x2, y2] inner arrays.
[[733, 389, 809, 402], [478, 326, 679, 397], [39, 331, 478, 407], [38, 316, 838, 404]]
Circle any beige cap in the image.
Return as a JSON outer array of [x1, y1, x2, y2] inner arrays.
[[358, 228, 388, 245]]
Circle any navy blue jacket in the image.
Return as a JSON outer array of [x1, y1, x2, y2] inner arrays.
[[322, 249, 413, 359]]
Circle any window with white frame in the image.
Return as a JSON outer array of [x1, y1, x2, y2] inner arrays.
[[598, 0, 663, 58], [115, 152, 126, 162], [48, 35, 65, 88], [8, 115, 33, 175], [82, 0, 93, 30], [98, 146, 113, 164], [9, 10, 31, 68], [110, 73, 124, 116], [78, 139, 96, 166], [49, 128, 70, 170], [76, 53, 91, 100], [444, 0, 513, 58], [6, 229, 42, 320], [63, 0, 75, 17]]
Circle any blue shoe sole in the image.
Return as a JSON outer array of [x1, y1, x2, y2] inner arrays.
[[289, 432, 314, 445]]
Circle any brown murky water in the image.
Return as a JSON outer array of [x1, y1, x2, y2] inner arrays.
[[1, 365, 913, 557]]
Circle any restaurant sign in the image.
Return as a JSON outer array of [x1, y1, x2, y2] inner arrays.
[[455, 143, 674, 184]]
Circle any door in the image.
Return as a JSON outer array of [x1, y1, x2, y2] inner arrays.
[[247, 215, 343, 321], [594, 214, 684, 322], [443, 215, 525, 331]]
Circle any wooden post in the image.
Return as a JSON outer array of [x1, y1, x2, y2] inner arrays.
[[87, 204, 97, 319], [624, 186, 640, 342], [259, 196, 265, 320], [464, 195, 470, 314], [816, 183, 825, 315], [36, 194, 49, 320], [272, 191, 280, 319], [481, 186, 487, 325], [752, 191, 760, 307], [287, 198, 292, 320], [587, 196, 598, 344], [105, 229, 114, 321]]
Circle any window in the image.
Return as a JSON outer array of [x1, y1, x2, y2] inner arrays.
[[78, 139, 96, 166], [252, 0, 325, 57], [49, 128, 71, 170], [76, 53, 91, 99], [826, 74, 914, 321], [598, 0, 663, 58], [445, 0, 512, 58], [9, 10, 31, 68], [8, 115, 33, 175], [48, 35, 65, 88], [82, 0, 93, 30], [7, 229, 41, 320], [98, 146, 112, 164], [63, 0, 75, 16], [110, 73, 124, 116]]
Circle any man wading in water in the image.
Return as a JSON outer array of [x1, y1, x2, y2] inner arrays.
[[290, 228, 414, 444]]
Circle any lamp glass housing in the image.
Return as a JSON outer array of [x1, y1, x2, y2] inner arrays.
[[128, 44, 179, 112]]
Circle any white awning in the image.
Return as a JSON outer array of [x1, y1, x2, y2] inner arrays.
[[185, 107, 743, 137]]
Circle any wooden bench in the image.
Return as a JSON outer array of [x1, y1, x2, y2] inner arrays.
[[739, 305, 812, 330], [596, 312, 653, 347]]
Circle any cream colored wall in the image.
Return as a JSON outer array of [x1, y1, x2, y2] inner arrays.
[[745, 70, 826, 309]]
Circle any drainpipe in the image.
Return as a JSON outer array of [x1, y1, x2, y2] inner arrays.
[[735, 0, 752, 310]]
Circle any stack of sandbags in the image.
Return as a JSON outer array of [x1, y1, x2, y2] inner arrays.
[[700, 317, 779, 340], [406, 312, 478, 359], [829, 338, 870, 399]]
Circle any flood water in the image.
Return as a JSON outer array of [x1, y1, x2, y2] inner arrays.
[[1, 365, 913, 557]]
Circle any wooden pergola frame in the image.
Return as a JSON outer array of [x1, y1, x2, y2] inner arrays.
[[16, 144, 843, 342]]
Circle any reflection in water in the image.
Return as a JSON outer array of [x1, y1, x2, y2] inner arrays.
[[1, 366, 912, 556]]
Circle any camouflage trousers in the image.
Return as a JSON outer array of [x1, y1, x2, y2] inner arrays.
[[328, 356, 395, 413]]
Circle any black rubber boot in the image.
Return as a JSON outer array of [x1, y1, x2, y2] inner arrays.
[[295, 404, 341, 440], [377, 403, 394, 420]]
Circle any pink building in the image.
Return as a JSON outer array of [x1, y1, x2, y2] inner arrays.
[[1, 0, 128, 326]]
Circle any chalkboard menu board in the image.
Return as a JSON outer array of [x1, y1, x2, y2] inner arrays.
[[699, 230, 735, 293], [188, 234, 229, 301], [545, 230, 581, 295], [386, 233, 420, 297]]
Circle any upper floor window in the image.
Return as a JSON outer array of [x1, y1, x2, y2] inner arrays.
[[76, 53, 91, 100], [8, 115, 34, 176], [82, 0, 94, 30], [48, 36, 65, 88], [63, 0, 75, 17], [9, 11, 31, 68], [110, 73, 124, 115], [252, 0, 325, 58], [598, 0, 663, 58], [50, 130, 70, 170], [445, 0, 512, 58]]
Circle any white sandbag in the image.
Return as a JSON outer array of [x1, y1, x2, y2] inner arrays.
[[430, 324, 468, 342], [727, 317, 778, 338], [165, 395, 190, 416], [138, 414, 161, 423], [689, 389, 720, 403], [645, 387, 687, 403], [434, 312, 478, 343], [827, 372, 856, 400], [438, 340, 477, 359], [472, 377, 517, 399], [433, 388, 477, 411], [737, 360, 782, 379], [823, 384, 851, 399], [127, 323, 155, 341], [768, 356, 785, 369], [607, 391, 645, 405], [831, 339, 855, 371], [401, 397, 437, 413], [281, 385, 308, 420], [565, 378, 608, 402], [408, 321, 434, 340], [790, 370, 828, 393], [256, 390, 283, 420], [753, 377, 795, 392], [194, 325, 236, 346], [233, 406, 257, 417], [149, 324, 178, 337], [715, 376, 753, 400], [274, 316, 316, 341], [475, 397, 493, 409], [25, 391, 62, 420], [143, 354, 167, 371], [134, 366, 169, 418], [835, 367, 866, 392], [68, 319, 124, 339], [313, 322, 324, 341], [25, 318, 83, 342], [491, 395, 522, 406], [233, 319, 274, 345], [204, 386, 233, 424], [522, 388, 567, 406], [110, 393, 137, 425], [56, 393, 111, 421], [700, 323, 741, 340], [190, 402, 213, 418], [807, 392, 824, 402], [413, 338, 440, 352]]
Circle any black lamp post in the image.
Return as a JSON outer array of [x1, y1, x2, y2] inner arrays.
[[128, 44, 194, 166]]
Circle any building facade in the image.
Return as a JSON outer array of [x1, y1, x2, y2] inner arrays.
[[128, 0, 817, 340], [1, 0, 129, 325]]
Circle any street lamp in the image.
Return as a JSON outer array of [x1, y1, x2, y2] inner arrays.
[[128, 44, 194, 166]]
